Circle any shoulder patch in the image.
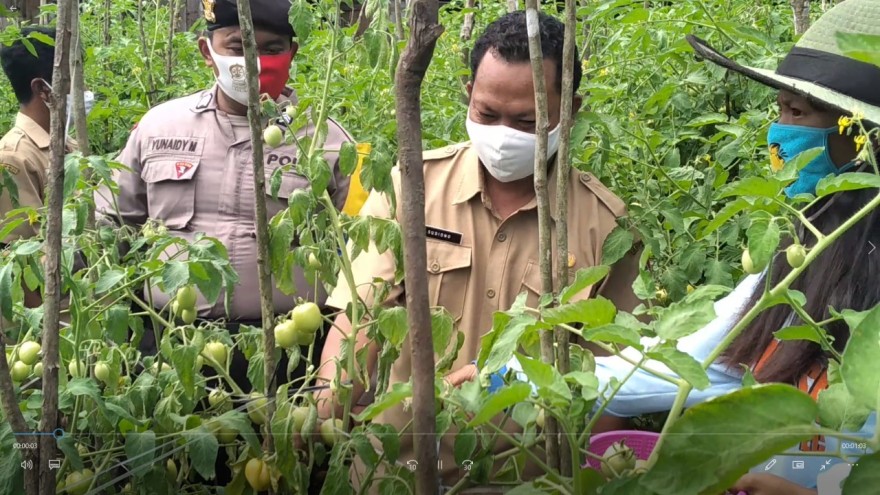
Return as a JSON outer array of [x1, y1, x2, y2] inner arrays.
[[422, 142, 465, 162], [578, 172, 627, 218], [0, 162, 21, 175]]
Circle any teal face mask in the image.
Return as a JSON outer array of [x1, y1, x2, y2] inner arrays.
[[767, 122, 854, 197]]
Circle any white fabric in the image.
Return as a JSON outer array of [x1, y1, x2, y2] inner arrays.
[[465, 118, 560, 182], [205, 42, 253, 105]]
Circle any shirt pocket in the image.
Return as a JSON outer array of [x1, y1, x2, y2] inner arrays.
[[264, 165, 310, 221], [426, 241, 472, 323], [521, 260, 545, 309], [140, 158, 200, 230]]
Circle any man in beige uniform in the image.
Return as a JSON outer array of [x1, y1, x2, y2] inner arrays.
[[95, 0, 356, 325], [318, 12, 640, 490], [0, 26, 76, 311]]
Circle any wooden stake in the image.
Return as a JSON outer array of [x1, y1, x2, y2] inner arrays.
[[395, 0, 444, 492]]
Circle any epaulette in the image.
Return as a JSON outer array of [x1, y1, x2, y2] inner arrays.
[[0, 129, 25, 152], [422, 142, 466, 162], [576, 171, 627, 218]]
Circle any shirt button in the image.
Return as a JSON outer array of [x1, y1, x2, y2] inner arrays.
[[430, 262, 441, 273], [497, 232, 507, 242], [487, 289, 496, 299]]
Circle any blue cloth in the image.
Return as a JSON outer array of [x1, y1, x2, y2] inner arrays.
[[766, 123, 852, 197]]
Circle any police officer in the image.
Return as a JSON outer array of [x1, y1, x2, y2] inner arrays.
[[0, 26, 73, 310], [95, 0, 358, 332], [316, 11, 640, 490]]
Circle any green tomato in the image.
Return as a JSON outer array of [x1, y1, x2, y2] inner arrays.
[[171, 300, 180, 316], [741, 248, 761, 275], [274, 320, 299, 349], [180, 308, 197, 325], [18, 341, 40, 366], [600, 442, 636, 478], [290, 302, 323, 334], [208, 389, 231, 410], [166, 459, 178, 483], [535, 408, 545, 430], [196, 355, 205, 369], [202, 342, 228, 368], [319, 418, 344, 446], [292, 326, 316, 346], [263, 125, 283, 148], [247, 393, 269, 425], [176, 285, 198, 310], [10, 361, 31, 382], [32, 362, 43, 377], [290, 406, 309, 434], [786, 244, 807, 268], [68, 360, 86, 378], [94, 361, 111, 384], [64, 469, 94, 495], [215, 426, 238, 443], [244, 457, 271, 492], [307, 253, 322, 269], [285, 104, 298, 119]]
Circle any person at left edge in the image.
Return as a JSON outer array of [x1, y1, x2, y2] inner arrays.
[[0, 26, 79, 311], [94, 1, 360, 344]]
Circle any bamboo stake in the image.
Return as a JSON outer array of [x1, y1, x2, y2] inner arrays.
[[234, 0, 277, 457], [103, 0, 111, 44], [555, 0, 577, 476], [395, 0, 444, 492], [40, 1, 74, 493], [524, 0, 560, 470], [458, 0, 475, 101], [165, 0, 178, 85], [70, 7, 90, 157]]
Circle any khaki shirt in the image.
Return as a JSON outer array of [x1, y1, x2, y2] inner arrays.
[[95, 86, 355, 320], [328, 142, 640, 486], [0, 113, 51, 243]]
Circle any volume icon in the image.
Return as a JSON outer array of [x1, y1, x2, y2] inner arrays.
[[20, 459, 33, 470]]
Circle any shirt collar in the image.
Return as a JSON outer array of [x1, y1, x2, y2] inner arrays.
[[15, 113, 50, 149], [452, 144, 561, 220], [192, 84, 299, 113]]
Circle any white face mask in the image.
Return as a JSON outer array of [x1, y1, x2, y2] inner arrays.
[[206, 41, 252, 105], [39, 79, 95, 136], [465, 117, 561, 183]]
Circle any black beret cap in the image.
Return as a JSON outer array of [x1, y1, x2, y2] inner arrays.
[[204, 0, 295, 38]]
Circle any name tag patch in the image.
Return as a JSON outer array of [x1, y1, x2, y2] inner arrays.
[[426, 226, 463, 245], [146, 136, 205, 157]]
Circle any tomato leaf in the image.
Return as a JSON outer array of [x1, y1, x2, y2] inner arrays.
[[840, 304, 880, 410], [124, 430, 156, 478], [467, 382, 531, 427], [560, 265, 610, 304], [639, 385, 817, 495]]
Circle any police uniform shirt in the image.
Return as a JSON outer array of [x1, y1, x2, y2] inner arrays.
[[95, 86, 355, 320], [327, 142, 641, 486]]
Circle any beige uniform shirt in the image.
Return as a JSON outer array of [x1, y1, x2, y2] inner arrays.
[[0, 113, 52, 244], [95, 86, 354, 320], [328, 142, 640, 487]]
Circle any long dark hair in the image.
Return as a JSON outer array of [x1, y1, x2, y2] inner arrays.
[[721, 178, 880, 384]]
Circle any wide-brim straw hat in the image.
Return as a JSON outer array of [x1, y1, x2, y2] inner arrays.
[[686, 0, 880, 125]]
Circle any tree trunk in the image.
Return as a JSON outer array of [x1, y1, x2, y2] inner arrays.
[[395, 0, 444, 492], [184, 0, 202, 30], [40, 1, 73, 494], [790, 0, 810, 35], [234, 0, 277, 458], [137, 0, 156, 106], [103, 0, 111, 44], [458, 0, 475, 102], [166, 0, 178, 85], [524, 0, 560, 471]]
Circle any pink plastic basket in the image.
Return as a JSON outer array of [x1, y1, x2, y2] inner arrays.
[[584, 431, 747, 494], [585, 430, 659, 470]]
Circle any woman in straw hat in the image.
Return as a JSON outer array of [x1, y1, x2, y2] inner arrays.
[[592, 0, 880, 493]]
